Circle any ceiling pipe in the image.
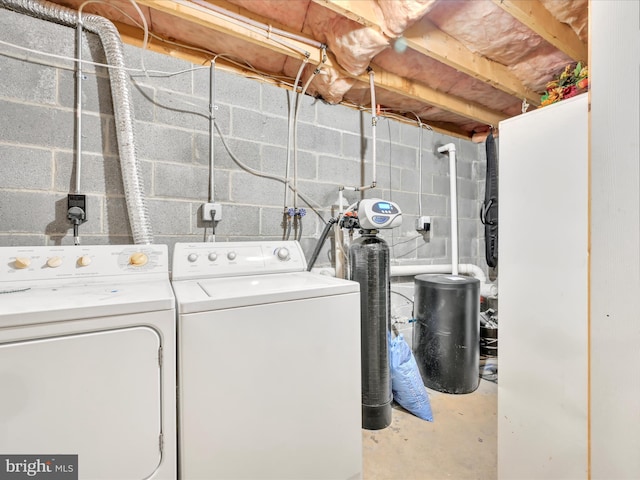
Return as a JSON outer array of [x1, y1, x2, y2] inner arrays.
[[437, 143, 458, 275]]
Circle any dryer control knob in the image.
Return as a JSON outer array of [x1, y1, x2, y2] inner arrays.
[[129, 252, 148, 267], [78, 255, 92, 267], [188, 253, 199, 263], [208, 252, 218, 262], [46, 256, 63, 268], [14, 257, 31, 269], [276, 247, 290, 261], [227, 251, 237, 261]]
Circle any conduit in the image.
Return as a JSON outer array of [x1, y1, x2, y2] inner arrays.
[[437, 143, 458, 275], [208, 59, 216, 203], [338, 67, 378, 198], [1, 0, 153, 244]]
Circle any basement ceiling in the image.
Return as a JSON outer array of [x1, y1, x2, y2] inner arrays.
[[48, 0, 588, 140]]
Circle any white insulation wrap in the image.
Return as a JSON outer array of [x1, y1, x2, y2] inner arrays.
[[0, 0, 153, 244]]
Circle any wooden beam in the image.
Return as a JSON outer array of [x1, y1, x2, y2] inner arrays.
[[128, 0, 505, 126], [491, 0, 588, 61], [361, 66, 508, 127], [403, 20, 540, 106], [313, 0, 539, 106], [135, 0, 326, 64], [311, 0, 382, 31]]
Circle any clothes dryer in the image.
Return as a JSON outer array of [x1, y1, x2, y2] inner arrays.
[[0, 244, 176, 480]]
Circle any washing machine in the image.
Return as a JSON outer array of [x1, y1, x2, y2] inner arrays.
[[172, 240, 362, 480], [0, 244, 176, 479]]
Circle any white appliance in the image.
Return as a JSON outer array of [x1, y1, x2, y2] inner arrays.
[[498, 94, 589, 478], [172, 241, 362, 480], [0, 244, 176, 480]]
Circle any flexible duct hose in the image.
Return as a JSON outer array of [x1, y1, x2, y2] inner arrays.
[[1, 0, 153, 244]]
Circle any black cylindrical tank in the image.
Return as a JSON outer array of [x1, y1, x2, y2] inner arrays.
[[349, 232, 392, 430], [413, 274, 480, 394]]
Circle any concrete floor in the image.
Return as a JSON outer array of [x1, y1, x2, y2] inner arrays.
[[362, 378, 497, 480]]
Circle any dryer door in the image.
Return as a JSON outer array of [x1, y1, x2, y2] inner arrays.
[[0, 326, 162, 479]]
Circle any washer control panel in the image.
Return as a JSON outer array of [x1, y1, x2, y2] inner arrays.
[[0, 245, 168, 283], [172, 241, 307, 280]]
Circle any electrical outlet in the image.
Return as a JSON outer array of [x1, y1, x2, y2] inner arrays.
[[202, 203, 222, 222], [415, 216, 431, 233]]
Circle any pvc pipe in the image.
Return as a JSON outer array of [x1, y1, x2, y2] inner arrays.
[[391, 264, 497, 298], [437, 143, 458, 275]]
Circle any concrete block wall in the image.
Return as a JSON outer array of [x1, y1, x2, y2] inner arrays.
[[0, 7, 488, 272]]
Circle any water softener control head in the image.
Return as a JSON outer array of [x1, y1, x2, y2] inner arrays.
[[358, 198, 402, 230]]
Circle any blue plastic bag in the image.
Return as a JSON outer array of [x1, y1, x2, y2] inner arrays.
[[389, 333, 434, 422]]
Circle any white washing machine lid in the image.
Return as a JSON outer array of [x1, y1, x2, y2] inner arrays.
[[173, 272, 359, 314], [0, 280, 175, 327]]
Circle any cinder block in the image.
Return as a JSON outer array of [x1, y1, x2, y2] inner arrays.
[[145, 198, 191, 235], [259, 206, 289, 237], [296, 125, 342, 156], [124, 44, 193, 95], [318, 155, 359, 183], [0, 100, 71, 148], [457, 178, 477, 200], [421, 150, 448, 176], [420, 194, 448, 216], [0, 145, 52, 190], [229, 171, 283, 206], [261, 144, 317, 180], [457, 159, 473, 180], [54, 151, 123, 195], [260, 85, 292, 119], [129, 82, 156, 122], [196, 135, 261, 172], [232, 107, 288, 145], [401, 168, 420, 193], [0, 9, 74, 59], [0, 234, 46, 246], [214, 204, 260, 236], [342, 133, 365, 160], [58, 70, 113, 115], [432, 174, 451, 196], [135, 121, 193, 163], [0, 55, 57, 105], [216, 72, 261, 110], [0, 191, 57, 232], [154, 163, 208, 200], [103, 196, 132, 236], [457, 137, 479, 163], [154, 90, 209, 132], [316, 101, 361, 134], [458, 198, 479, 220]]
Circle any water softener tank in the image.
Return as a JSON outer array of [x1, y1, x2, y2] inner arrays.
[[349, 232, 392, 430], [413, 274, 480, 394]]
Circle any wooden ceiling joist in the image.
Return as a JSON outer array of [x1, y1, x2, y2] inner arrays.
[[314, 0, 540, 106], [126, 0, 506, 128], [364, 66, 507, 128], [491, 0, 588, 62]]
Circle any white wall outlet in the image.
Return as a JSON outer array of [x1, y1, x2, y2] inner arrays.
[[202, 203, 222, 221], [415, 216, 431, 232]]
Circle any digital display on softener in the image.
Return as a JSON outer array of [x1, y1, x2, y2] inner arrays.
[[358, 199, 402, 230]]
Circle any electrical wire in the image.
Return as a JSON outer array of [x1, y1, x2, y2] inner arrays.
[[213, 122, 327, 223]]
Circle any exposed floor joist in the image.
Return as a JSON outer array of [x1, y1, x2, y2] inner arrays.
[[131, 0, 506, 129], [491, 0, 588, 62], [314, 0, 540, 106]]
